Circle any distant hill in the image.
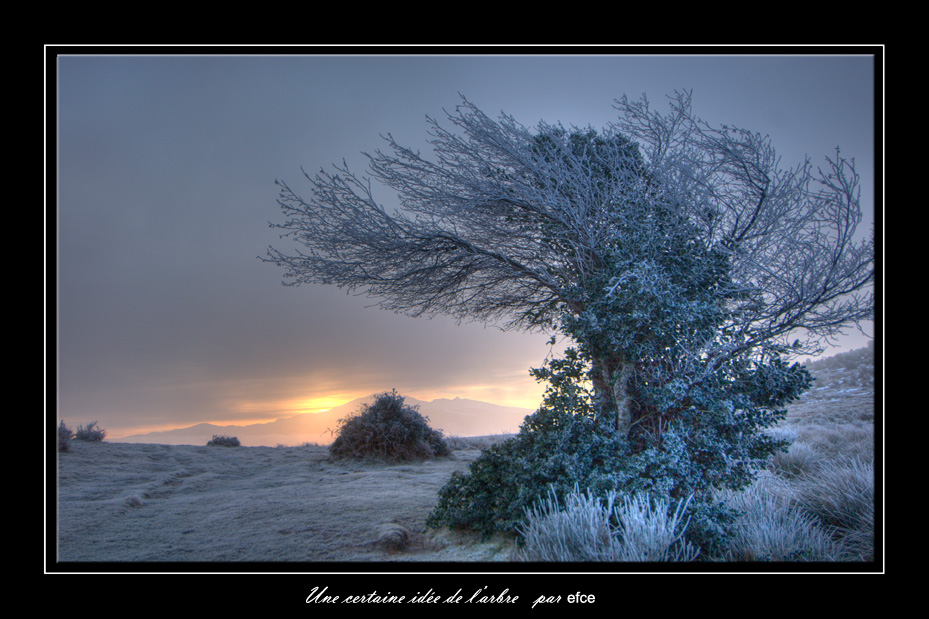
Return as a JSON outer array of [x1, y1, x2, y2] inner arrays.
[[786, 342, 876, 426], [116, 395, 534, 447], [807, 340, 875, 387]]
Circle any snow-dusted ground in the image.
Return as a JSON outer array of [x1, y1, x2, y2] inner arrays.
[[54, 440, 515, 563]]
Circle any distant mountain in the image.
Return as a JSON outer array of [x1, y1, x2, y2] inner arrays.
[[116, 395, 535, 447]]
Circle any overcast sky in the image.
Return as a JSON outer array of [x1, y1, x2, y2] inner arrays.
[[52, 51, 878, 439]]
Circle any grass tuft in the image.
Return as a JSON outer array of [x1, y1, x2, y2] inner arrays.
[[515, 485, 698, 562], [720, 474, 846, 561]]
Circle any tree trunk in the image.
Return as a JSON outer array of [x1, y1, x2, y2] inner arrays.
[[591, 354, 634, 437]]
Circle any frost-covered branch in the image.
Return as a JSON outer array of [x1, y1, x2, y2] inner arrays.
[[266, 92, 874, 434], [611, 91, 874, 358], [267, 97, 654, 330]]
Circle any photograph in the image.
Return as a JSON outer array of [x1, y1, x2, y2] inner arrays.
[[47, 46, 881, 587]]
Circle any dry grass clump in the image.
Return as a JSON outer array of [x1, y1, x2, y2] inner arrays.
[[719, 473, 847, 561], [768, 440, 828, 479], [791, 456, 875, 561], [329, 390, 450, 462], [726, 417, 876, 562], [515, 485, 699, 562], [797, 423, 874, 462], [720, 454, 875, 563], [765, 420, 875, 560], [767, 421, 873, 480]]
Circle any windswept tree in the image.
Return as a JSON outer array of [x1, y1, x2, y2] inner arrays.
[[266, 92, 874, 544], [267, 92, 872, 431]]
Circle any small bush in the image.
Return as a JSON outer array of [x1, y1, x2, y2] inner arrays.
[[58, 420, 74, 453], [329, 390, 449, 462], [74, 421, 106, 442], [207, 434, 241, 447]]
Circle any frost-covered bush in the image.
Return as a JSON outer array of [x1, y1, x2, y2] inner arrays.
[[58, 420, 74, 453], [207, 434, 241, 447], [329, 390, 449, 462], [427, 350, 749, 557], [427, 360, 627, 537], [430, 412, 735, 552], [75, 421, 106, 442], [516, 485, 698, 562]]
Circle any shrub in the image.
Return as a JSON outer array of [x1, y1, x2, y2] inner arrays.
[[427, 351, 743, 557], [207, 434, 241, 447], [427, 402, 624, 537], [58, 420, 74, 453], [515, 485, 699, 562], [373, 522, 411, 551], [328, 390, 450, 462], [74, 421, 106, 442]]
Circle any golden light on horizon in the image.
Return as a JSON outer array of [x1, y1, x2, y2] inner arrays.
[[225, 387, 363, 418], [102, 377, 546, 442], [283, 393, 361, 415]]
